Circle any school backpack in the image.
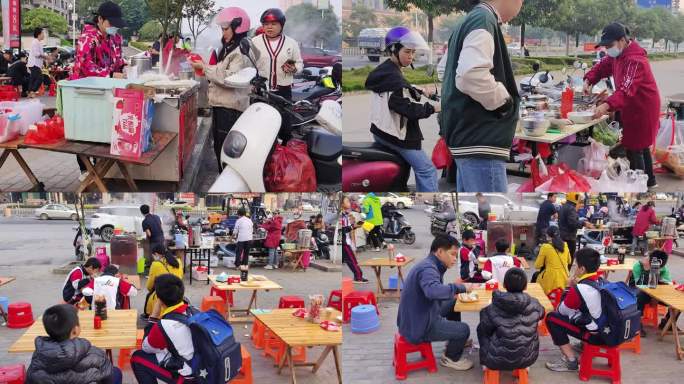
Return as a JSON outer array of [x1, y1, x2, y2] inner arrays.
[[579, 279, 641, 346], [160, 307, 242, 383]]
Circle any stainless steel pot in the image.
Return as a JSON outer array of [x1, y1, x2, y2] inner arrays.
[[179, 69, 194, 81], [130, 56, 151, 75]]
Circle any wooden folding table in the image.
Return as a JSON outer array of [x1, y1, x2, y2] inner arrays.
[[19, 131, 176, 192], [638, 285, 684, 360], [252, 308, 343, 384], [208, 275, 283, 323], [284, 248, 312, 271], [359, 257, 414, 300], [8, 309, 138, 354], [454, 283, 554, 313], [0, 136, 43, 191], [599, 258, 636, 282]]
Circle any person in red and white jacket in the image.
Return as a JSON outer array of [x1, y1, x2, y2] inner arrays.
[[459, 230, 485, 283], [481, 238, 521, 283], [61, 257, 101, 305], [82, 265, 138, 309], [131, 274, 195, 384], [544, 248, 604, 373]]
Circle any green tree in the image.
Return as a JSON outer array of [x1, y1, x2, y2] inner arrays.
[[22, 8, 69, 35], [115, 0, 151, 38], [510, 0, 563, 49], [144, 0, 184, 39], [343, 5, 377, 39], [139, 20, 163, 41], [285, 3, 340, 49], [650, 7, 676, 50], [385, 0, 469, 44], [435, 13, 464, 43], [183, 0, 217, 47], [383, 14, 408, 28]]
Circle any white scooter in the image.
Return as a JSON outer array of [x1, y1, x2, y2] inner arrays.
[[208, 40, 342, 192]]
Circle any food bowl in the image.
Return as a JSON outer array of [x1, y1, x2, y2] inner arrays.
[[567, 111, 594, 124], [521, 118, 550, 137]]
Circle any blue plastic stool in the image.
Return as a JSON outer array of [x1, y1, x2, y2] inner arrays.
[[0, 297, 8, 312], [388, 275, 403, 290], [350, 304, 380, 334]]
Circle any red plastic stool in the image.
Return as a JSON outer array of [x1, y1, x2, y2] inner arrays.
[[618, 333, 641, 354], [262, 329, 306, 364], [118, 329, 145, 370], [483, 367, 528, 384], [642, 302, 665, 328], [278, 295, 305, 309], [343, 291, 379, 323], [393, 333, 437, 380], [328, 290, 342, 311], [231, 345, 253, 384], [251, 318, 266, 349], [0, 364, 25, 384], [342, 277, 354, 297], [579, 343, 621, 384], [210, 286, 234, 307], [7, 302, 34, 329], [201, 296, 227, 317]]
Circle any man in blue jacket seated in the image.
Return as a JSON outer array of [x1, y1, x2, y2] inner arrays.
[[397, 234, 479, 371]]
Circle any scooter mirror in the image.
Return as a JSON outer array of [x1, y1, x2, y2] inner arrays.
[[539, 71, 549, 84], [532, 62, 540, 72]]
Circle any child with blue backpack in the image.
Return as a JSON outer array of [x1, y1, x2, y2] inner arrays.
[[544, 247, 640, 372], [131, 274, 196, 383]]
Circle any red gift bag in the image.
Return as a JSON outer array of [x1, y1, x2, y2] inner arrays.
[[431, 137, 452, 169], [264, 139, 317, 191]]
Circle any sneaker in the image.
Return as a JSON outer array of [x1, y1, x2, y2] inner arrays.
[[274, 265, 279, 269], [440, 356, 473, 371], [78, 171, 89, 182], [545, 356, 579, 372], [354, 278, 369, 284], [264, 265, 274, 270], [374, 247, 381, 252]]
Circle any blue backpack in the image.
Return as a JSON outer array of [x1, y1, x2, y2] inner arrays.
[[579, 279, 641, 346], [160, 307, 242, 383]]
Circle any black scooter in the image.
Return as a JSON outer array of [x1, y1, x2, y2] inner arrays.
[[380, 203, 416, 245]]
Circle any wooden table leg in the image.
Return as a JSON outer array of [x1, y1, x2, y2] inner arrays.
[[225, 290, 233, 320], [77, 156, 112, 193], [312, 346, 332, 373], [670, 308, 683, 360], [115, 161, 138, 192], [287, 347, 297, 384], [0, 150, 10, 169], [373, 266, 383, 298], [3, 149, 42, 190], [332, 346, 342, 384], [659, 307, 674, 341], [277, 345, 289, 372], [397, 266, 405, 296], [246, 291, 258, 312]]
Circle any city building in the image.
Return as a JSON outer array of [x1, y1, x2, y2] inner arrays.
[[21, 0, 70, 18]]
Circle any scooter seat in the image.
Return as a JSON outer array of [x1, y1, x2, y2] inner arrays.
[[293, 85, 335, 102], [343, 142, 407, 165], [307, 127, 341, 160]]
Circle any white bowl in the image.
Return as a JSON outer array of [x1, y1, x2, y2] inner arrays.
[[567, 111, 594, 124], [522, 118, 550, 137]]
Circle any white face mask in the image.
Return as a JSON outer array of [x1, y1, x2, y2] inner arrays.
[[106, 27, 119, 36], [606, 46, 622, 58]]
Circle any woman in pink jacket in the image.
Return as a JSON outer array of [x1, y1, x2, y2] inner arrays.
[[631, 201, 660, 255], [261, 212, 283, 270], [584, 23, 661, 188]]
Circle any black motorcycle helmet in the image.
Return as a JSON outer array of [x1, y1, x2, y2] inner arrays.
[[260, 8, 286, 27]]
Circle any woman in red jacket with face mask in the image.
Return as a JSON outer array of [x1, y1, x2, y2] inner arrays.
[[584, 23, 661, 188]]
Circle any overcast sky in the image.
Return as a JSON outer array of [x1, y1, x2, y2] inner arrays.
[[214, 0, 342, 24]]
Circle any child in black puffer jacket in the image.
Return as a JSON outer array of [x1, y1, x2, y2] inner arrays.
[[26, 304, 121, 384], [477, 268, 545, 371]]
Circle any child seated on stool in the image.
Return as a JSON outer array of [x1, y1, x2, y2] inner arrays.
[[630, 249, 675, 336], [481, 239, 522, 283], [477, 268, 544, 371], [459, 230, 486, 283], [26, 304, 122, 384]]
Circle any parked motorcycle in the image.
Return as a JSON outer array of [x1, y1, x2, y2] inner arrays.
[[292, 65, 342, 104], [342, 86, 439, 192], [73, 226, 94, 261], [380, 203, 416, 244], [312, 232, 331, 260], [209, 39, 341, 192]]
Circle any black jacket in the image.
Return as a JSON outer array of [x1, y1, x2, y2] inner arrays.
[[0, 56, 9, 75], [536, 200, 558, 234], [26, 337, 114, 384], [477, 291, 544, 370], [559, 201, 582, 242], [366, 59, 435, 150]]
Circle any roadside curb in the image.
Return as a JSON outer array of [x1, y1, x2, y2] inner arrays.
[[310, 260, 342, 272]]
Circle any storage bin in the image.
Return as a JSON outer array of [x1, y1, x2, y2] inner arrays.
[[59, 78, 141, 143], [0, 100, 44, 134]]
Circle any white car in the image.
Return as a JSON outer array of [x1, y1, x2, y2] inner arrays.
[[378, 192, 414, 209], [35, 204, 78, 221], [301, 203, 316, 212], [89, 205, 145, 242], [453, 193, 539, 224]]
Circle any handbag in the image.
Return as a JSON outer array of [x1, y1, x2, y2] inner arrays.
[[431, 137, 453, 169]]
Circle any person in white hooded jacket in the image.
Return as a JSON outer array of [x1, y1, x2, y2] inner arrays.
[[191, 7, 251, 172]]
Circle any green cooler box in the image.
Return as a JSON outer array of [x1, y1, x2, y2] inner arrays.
[[58, 77, 142, 143]]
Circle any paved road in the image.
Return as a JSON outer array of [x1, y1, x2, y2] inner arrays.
[[342, 205, 684, 384], [0, 218, 341, 384], [344, 59, 684, 192]]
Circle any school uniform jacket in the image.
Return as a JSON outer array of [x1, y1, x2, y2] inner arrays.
[[481, 253, 522, 283], [251, 34, 303, 90], [142, 303, 195, 377]]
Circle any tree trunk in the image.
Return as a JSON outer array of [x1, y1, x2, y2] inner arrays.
[[521, 23, 526, 48], [565, 32, 570, 56], [427, 15, 434, 65]]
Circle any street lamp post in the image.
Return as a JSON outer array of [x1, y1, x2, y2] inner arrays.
[[69, 1, 77, 48]]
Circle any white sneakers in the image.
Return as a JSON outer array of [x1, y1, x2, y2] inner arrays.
[[264, 265, 274, 270], [440, 355, 474, 371]]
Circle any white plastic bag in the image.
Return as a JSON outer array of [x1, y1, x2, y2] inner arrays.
[[655, 114, 684, 163], [0, 113, 21, 143], [577, 138, 609, 178], [590, 157, 647, 192]]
